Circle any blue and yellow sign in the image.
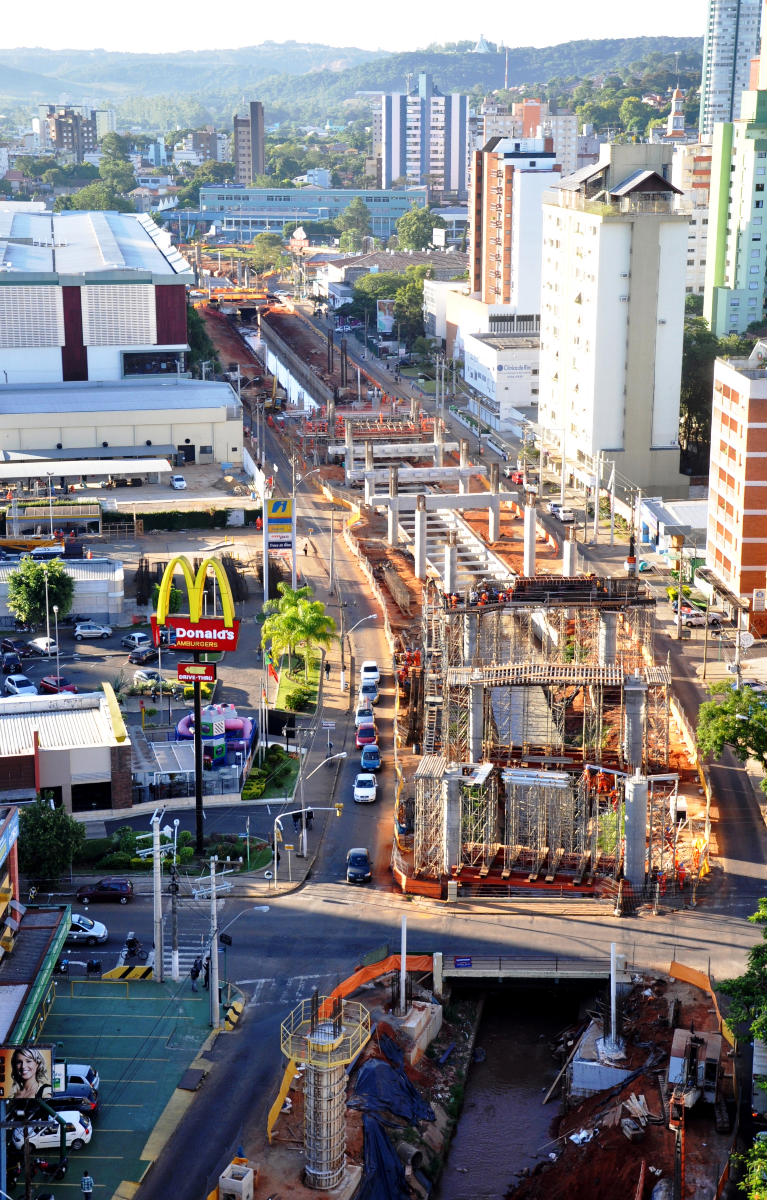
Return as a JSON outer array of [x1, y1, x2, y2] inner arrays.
[[267, 497, 294, 550]]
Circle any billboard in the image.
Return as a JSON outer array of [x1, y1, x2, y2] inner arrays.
[[0, 1045, 54, 1100], [155, 556, 236, 626], [151, 615, 240, 653], [267, 497, 294, 550], [376, 299, 396, 335], [177, 662, 217, 684]]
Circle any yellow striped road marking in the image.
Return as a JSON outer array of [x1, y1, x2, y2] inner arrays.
[[224, 999, 244, 1029]]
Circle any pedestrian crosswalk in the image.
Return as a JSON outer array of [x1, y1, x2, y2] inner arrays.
[[159, 900, 221, 976]]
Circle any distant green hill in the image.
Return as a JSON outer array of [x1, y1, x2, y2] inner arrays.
[[0, 36, 702, 125]]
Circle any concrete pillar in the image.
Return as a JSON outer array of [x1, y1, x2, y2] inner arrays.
[[432, 951, 444, 999], [469, 678, 483, 761], [327, 391, 335, 431], [414, 494, 427, 579], [410, 396, 420, 423], [623, 675, 648, 771], [364, 441, 375, 504], [488, 462, 500, 543], [443, 773, 462, 875], [623, 771, 649, 891], [463, 610, 478, 664], [434, 416, 444, 468], [523, 496, 536, 577], [443, 531, 458, 594], [562, 529, 577, 576], [387, 465, 399, 547], [344, 419, 354, 482], [459, 439, 470, 495], [598, 612, 618, 665]]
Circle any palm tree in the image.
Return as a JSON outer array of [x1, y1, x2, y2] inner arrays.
[[262, 580, 313, 620], [293, 598, 336, 681]]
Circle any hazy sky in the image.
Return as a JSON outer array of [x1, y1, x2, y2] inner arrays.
[[5, 0, 704, 55]]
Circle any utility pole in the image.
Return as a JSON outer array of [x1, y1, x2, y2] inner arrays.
[[209, 857, 220, 1030], [169, 862, 180, 982], [152, 812, 164, 982]]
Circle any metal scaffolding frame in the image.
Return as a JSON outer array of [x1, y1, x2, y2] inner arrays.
[[460, 772, 498, 871], [645, 667, 671, 771], [413, 755, 447, 878]]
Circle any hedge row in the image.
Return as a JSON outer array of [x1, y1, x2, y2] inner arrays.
[[102, 508, 261, 531]]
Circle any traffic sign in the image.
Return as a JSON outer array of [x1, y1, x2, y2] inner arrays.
[[321, 720, 336, 730], [178, 662, 217, 684]]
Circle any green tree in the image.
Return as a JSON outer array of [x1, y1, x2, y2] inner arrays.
[[19, 797, 85, 883], [187, 304, 221, 375], [100, 132, 132, 159], [697, 682, 767, 794], [249, 232, 289, 273], [685, 294, 704, 316], [151, 582, 182, 613], [336, 196, 371, 241], [719, 897, 767, 1042], [261, 588, 336, 682], [618, 96, 658, 134], [396, 204, 446, 250], [680, 317, 723, 450], [7, 558, 74, 629], [54, 182, 135, 213]]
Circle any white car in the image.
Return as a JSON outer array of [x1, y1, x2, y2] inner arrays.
[[4, 673, 37, 696], [680, 610, 721, 628], [354, 702, 374, 728], [74, 622, 112, 641], [28, 636, 58, 655], [353, 773, 378, 804], [170, 475, 187, 490], [547, 501, 562, 516], [11, 1111, 91, 1151], [66, 913, 108, 946], [360, 660, 380, 686]]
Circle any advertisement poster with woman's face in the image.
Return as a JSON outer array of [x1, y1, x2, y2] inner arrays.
[[0, 1045, 53, 1099]]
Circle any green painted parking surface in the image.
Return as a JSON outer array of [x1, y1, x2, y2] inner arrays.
[[42, 979, 212, 1197]]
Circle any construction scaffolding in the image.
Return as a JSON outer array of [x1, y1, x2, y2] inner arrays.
[[413, 756, 446, 878]]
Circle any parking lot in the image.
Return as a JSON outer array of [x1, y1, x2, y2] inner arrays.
[[43, 976, 213, 1196]]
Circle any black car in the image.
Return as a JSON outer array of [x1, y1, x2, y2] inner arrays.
[[128, 645, 159, 665], [38, 1083, 99, 1116], [1, 652, 22, 674], [76, 877, 133, 904], [0, 638, 32, 658]]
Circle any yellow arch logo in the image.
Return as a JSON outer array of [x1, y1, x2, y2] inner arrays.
[[156, 556, 236, 626]]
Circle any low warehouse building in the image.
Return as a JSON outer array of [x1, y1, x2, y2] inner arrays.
[[0, 557, 124, 623], [0, 688, 132, 812], [0, 377, 242, 467]]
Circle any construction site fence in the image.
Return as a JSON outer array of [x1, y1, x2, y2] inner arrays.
[[342, 517, 397, 659], [668, 961, 736, 1048], [669, 694, 698, 765]]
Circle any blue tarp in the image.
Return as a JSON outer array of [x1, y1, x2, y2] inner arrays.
[[355, 1114, 410, 1200], [350, 1058, 435, 1124]]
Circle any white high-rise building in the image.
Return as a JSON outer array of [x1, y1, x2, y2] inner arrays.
[[672, 140, 712, 296], [539, 143, 689, 494], [699, 0, 762, 136], [381, 73, 469, 198]]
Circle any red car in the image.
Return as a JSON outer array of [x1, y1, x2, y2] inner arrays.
[[355, 722, 377, 749], [39, 675, 78, 694]]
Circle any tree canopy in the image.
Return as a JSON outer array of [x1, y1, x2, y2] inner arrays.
[[697, 682, 767, 794], [7, 557, 74, 629], [19, 797, 85, 883], [260, 581, 336, 682], [396, 204, 446, 250], [54, 181, 135, 213]]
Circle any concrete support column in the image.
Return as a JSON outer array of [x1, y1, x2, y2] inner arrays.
[[344, 419, 354, 482], [413, 494, 427, 579], [434, 417, 444, 468], [459, 439, 470, 495], [623, 771, 649, 891], [523, 496, 536, 578], [469, 678, 483, 761], [488, 462, 500, 543], [623, 675, 648, 771], [443, 531, 458, 594], [432, 951, 444, 1000], [598, 611, 618, 665], [364, 441, 374, 504], [463, 610, 478, 664], [562, 528, 577, 576], [410, 396, 420, 423], [387, 465, 399, 547], [327, 391, 335, 431], [443, 774, 462, 875]]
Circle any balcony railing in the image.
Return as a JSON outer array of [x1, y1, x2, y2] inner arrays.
[[544, 189, 691, 218]]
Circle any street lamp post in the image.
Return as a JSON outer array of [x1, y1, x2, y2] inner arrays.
[[273, 795, 344, 887], [296, 750, 347, 857], [46, 472, 54, 538], [52, 605, 60, 683], [341, 613, 377, 694], [206, 900, 270, 1030]]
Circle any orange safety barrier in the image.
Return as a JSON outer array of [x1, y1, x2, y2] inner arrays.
[[318, 955, 433, 1019]]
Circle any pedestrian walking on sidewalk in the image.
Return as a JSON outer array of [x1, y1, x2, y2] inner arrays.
[[324, 661, 331, 680], [190, 956, 202, 992], [203, 955, 210, 991], [81, 1171, 94, 1198]]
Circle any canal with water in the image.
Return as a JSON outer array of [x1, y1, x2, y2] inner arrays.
[[437, 984, 597, 1200]]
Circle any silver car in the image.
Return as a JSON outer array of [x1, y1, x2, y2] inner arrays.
[[75, 622, 113, 641]]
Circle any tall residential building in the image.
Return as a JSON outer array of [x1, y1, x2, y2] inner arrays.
[[233, 101, 265, 185], [36, 105, 98, 163], [381, 73, 469, 198], [672, 140, 712, 295], [469, 137, 559, 307], [704, 50, 767, 334], [706, 348, 767, 626], [539, 143, 689, 493], [699, 0, 762, 135], [478, 99, 578, 177]]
